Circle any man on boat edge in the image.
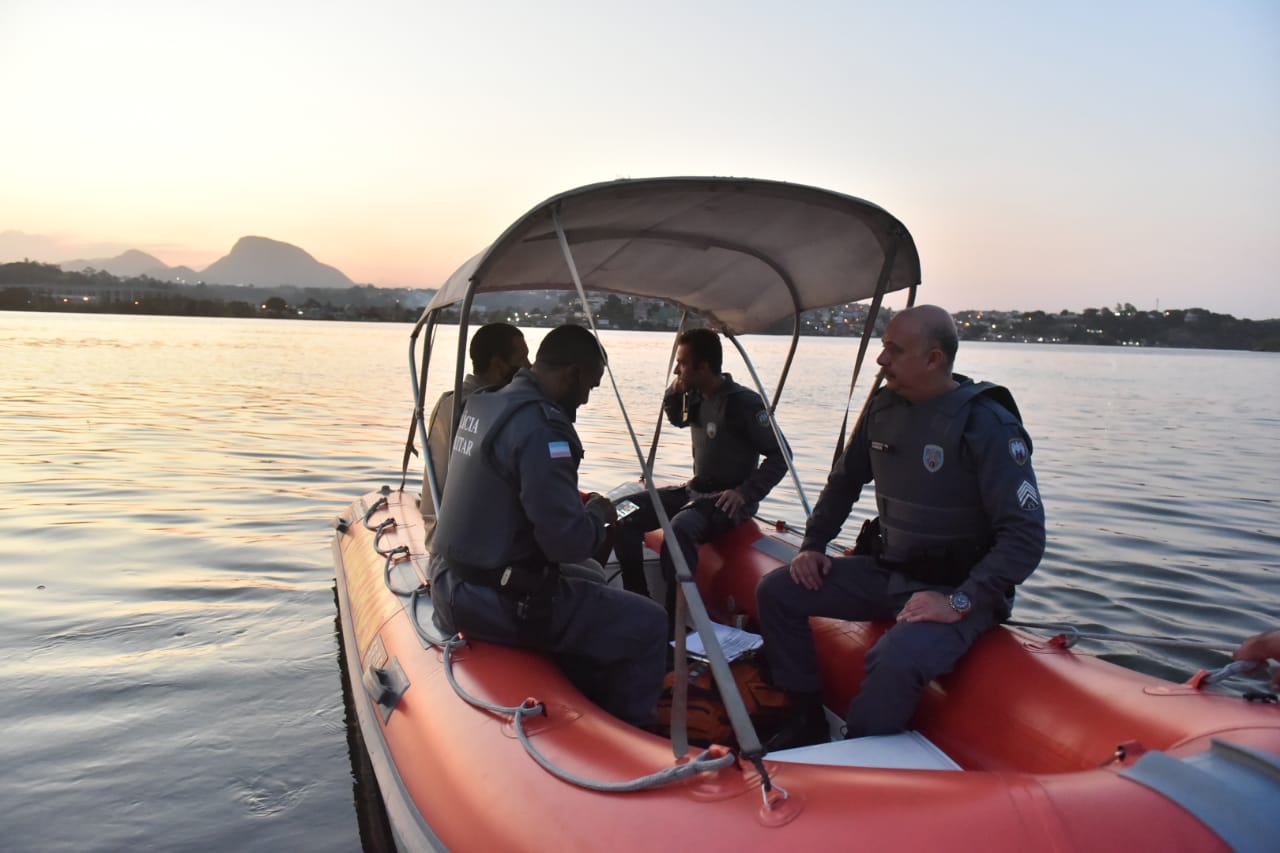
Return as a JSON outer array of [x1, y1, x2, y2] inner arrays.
[[422, 322, 530, 551], [612, 327, 788, 632], [429, 324, 668, 727], [757, 305, 1046, 749]]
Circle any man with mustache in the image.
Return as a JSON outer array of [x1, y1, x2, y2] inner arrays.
[[757, 305, 1046, 749]]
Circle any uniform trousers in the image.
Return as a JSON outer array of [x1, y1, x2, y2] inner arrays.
[[756, 555, 998, 737], [613, 485, 748, 628], [431, 559, 668, 727]]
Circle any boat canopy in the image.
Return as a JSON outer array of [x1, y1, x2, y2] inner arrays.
[[423, 177, 921, 335]]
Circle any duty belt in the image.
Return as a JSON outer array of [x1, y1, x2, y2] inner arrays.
[[450, 559, 556, 598]]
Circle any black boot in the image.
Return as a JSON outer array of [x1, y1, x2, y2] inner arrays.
[[764, 691, 829, 752]]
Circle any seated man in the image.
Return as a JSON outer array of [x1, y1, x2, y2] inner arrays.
[[613, 327, 788, 631], [428, 324, 668, 727], [756, 305, 1046, 748], [423, 322, 529, 550]]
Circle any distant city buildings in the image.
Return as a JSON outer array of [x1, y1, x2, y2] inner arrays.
[[2, 262, 1276, 350]]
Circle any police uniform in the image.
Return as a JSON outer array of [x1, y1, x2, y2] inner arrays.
[[756, 375, 1046, 737], [422, 374, 481, 552], [614, 375, 788, 623], [429, 369, 668, 727]]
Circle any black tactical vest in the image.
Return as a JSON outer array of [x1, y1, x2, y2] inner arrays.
[[433, 379, 582, 570], [687, 379, 761, 493], [868, 380, 1021, 584]]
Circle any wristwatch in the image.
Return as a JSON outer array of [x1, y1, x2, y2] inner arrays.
[[948, 591, 973, 615]]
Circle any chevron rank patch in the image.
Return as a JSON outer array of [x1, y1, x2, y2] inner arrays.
[[1017, 480, 1041, 511]]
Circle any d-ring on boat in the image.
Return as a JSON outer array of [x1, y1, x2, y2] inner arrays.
[[332, 177, 1280, 852]]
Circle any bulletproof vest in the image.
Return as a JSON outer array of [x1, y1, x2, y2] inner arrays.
[[433, 378, 580, 570], [687, 379, 760, 492], [868, 380, 1019, 575]]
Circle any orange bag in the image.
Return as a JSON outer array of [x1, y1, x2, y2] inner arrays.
[[654, 653, 791, 747]]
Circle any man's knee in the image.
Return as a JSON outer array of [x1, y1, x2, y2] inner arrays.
[[757, 566, 795, 609], [668, 506, 708, 540], [867, 625, 962, 685]]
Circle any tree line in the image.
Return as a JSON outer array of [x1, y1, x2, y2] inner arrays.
[[3, 261, 1277, 351]]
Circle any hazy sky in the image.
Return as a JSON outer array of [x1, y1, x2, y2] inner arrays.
[[3, 1, 1277, 318]]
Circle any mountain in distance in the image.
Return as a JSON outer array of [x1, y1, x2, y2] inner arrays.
[[59, 236, 356, 288], [60, 248, 174, 279], [200, 236, 354, 288]]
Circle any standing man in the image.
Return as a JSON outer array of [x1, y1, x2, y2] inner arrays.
[[428, 324, 668, 727], [423, 322, 529, 550], [756, 305, 1046, 748], [613, 327, 788, 630]]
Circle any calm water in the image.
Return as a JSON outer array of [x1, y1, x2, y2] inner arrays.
[[1, 312, 1277, 851]]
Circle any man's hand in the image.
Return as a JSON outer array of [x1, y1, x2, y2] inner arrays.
[[713, 488, 746, 518], [790, 550, 832, 591], [896, 590, 962, 624], [584, 492, 618, 525], [1234, 629, 1280, 688], [670, 376, 686, 395]]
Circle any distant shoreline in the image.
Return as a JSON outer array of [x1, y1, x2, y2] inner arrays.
[[2, 260, 1277, 352]]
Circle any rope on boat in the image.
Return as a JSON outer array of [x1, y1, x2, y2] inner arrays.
[[1006, 620, 1238, 653], [441, 637, 738, 792], [1006, 620, 1261, 687]]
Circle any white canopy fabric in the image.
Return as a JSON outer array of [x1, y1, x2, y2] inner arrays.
[[424, 177, 920, 335]]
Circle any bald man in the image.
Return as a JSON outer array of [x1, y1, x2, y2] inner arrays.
[[757, 305, 1046, 748]]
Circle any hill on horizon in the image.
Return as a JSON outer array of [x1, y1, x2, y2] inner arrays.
[[58, 236, 356, 289]]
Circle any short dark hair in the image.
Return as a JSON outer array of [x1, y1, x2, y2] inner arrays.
[[535, 324, 607, 370], [678, 327, 722, 372], [469, 323, 522, 372]]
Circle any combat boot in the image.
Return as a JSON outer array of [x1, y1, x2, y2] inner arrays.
[[763, 691, 829, 751]]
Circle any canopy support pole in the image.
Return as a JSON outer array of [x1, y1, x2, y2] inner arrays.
[[724, 332, 811, 519], [644, 311, 688, 480], [832, 232, 901, 463], [551, 206, 770, 770], [769, 317, 801, 414]]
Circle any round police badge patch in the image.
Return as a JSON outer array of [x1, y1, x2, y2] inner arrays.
[[706, 422, 718, 439], [756, 410, 770, 427], [922, 444, 944, 473], [1009, 438, 1029, 466]]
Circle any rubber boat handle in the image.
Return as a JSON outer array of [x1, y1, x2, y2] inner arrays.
[[363, 662, 397, 706]]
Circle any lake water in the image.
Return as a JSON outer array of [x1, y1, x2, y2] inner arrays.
[[1, 312, 1277, 851]]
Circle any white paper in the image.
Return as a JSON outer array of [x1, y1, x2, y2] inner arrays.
[[678, 622, 763, 662]]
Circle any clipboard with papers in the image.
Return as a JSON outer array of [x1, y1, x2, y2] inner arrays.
[[676, 621, 764, 662]]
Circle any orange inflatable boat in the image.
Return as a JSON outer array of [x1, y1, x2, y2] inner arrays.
[[332, 178, 1280, 851], [333, 487, 1280, 852]]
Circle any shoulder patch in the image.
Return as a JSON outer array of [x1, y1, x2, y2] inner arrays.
[[756, 410, 770, 427], [1009, 438, 1029, 466], [548, 440, 572, 459]]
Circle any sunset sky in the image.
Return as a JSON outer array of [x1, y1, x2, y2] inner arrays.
[[2, 1, 1277, 318]]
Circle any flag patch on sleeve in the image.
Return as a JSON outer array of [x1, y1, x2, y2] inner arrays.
[[548, 440, 572, 459]]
